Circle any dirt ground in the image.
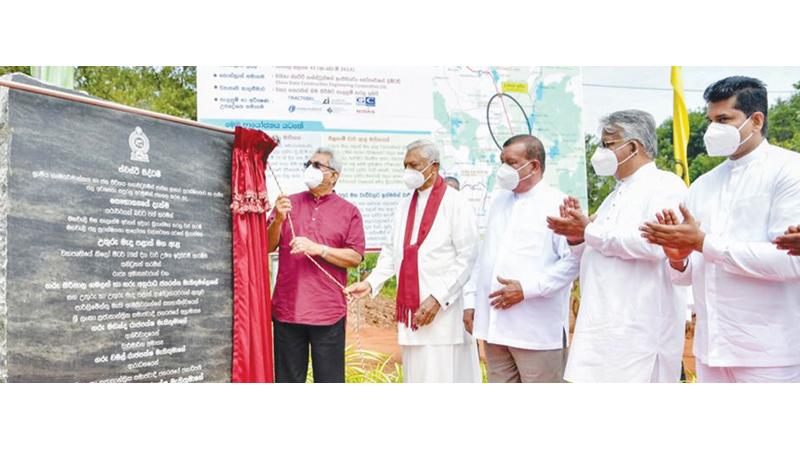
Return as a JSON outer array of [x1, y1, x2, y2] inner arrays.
[[346, 295, 697, 380], [345, 295, 403, 361]]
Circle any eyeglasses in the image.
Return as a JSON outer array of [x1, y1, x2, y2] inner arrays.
[[304, 160, 337, 173]]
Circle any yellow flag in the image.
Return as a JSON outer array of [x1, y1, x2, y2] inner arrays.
[[671, 66, 690, 186]]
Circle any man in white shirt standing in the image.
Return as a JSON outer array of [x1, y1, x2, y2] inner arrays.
[[345, 140, 481, 383], [547, 110, 688, 382], [463, 134, 580, 383], [642, 76, 800, 382]]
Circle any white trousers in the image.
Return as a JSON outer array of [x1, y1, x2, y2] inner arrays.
[[401, 338, 481, 383], [696, 361, 800, 383]]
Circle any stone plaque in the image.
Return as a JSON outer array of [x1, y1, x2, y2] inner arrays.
[[0, 74, 234, 382]]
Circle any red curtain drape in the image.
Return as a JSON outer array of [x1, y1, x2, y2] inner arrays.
[[230, 126, 278, 383]]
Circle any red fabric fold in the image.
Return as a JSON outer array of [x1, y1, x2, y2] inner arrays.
[[395, 175, 447, 330], [231, 126, 278, 383]]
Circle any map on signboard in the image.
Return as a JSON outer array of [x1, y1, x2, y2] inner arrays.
[[197, 66, 587, 245], [431, 66, 587, 229]]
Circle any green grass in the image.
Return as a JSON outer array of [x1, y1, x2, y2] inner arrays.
[[306, 346, 403, 383], [305, 346, 489, 383]]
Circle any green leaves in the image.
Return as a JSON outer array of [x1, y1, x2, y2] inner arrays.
[[305, 346, 404, 383], [75, 66, 197, 120], [1, 66, 197, 120], [769, 95, 800, 151]]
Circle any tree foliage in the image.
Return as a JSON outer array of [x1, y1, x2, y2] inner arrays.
[[75, 66, 196, 119], [0, 66, 196, 120]]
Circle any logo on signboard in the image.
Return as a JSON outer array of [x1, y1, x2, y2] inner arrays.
[[356, 96, 376, 107], [128, 127, 150, 163], [288, 105, 296, 113]]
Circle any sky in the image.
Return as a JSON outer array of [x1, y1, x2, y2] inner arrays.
[[580, 66, 800, 136]]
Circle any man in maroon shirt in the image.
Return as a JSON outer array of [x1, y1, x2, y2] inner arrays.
[[268, 148, 366, 383]]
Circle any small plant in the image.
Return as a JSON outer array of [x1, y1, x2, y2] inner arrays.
[[306, 346, 403, 383], [305, 346, 489, 383]]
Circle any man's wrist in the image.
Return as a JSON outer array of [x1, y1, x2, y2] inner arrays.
[[567, 237, 585, 245], [694, 231, 706, 253], [669, 258, 688, 272], [320, 244, 329, 258], [363, 280, 374, 296], [428, 295, 443, 310]]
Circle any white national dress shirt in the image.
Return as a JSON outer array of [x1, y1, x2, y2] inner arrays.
[[566, 162, 689, 382], [464, 181, 580, 350], [366, 184, 478, 346], [668, 140, 800, 367]]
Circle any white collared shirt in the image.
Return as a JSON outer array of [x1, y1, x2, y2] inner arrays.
[[464, 182, 580, 350], [668, 140, 800, 367], [366, 184, 478, 346], [566, 162, 689, 382]]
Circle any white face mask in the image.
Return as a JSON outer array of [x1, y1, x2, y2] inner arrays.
[[303, 165, 325, 190], [496, 160, 532, 191], [591, 140, 637, 177], [402, 162, 434, 190], [703, 116, 753, 157]]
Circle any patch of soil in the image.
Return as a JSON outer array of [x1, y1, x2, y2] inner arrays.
[[346, 295, 400, 362], [347, 294, 397, 329]]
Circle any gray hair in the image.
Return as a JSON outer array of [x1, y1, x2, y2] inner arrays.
[[313, 147, 342, 173], [405, 139, 440, 164], [598, 110, 658, 158]]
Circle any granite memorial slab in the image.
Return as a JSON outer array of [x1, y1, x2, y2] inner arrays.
[[0, 74, 235, 382]]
